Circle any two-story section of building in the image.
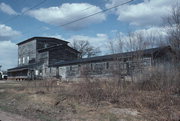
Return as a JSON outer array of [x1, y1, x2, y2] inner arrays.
[[8, 37, 79, 80]]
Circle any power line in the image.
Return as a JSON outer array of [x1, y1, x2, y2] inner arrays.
[[24, 4, 97, 36], [60, 0, 134, 27], [1, 0, 47, 24], [32, 0, 134, 36]]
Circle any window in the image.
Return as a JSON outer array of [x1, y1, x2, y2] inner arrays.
[[39, 70, 42, 76], [22, 57, 25, 64], [35, 70, 39, 75], [70, 66, 72, 71], [27, 56, 29, 63], [50, 67, 52, 73], [91, 64, 93, 70], [44, 43, 48, 48], [78, 65, 81, 70], [143, 57, 151, 66], [45, 68, 47, 74], [106, 62, 109, 69]]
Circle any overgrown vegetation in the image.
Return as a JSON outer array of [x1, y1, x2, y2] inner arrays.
[[0, 66, 179, 121]]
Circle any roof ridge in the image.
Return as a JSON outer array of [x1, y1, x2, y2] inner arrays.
[[17, 37, 69, 45]]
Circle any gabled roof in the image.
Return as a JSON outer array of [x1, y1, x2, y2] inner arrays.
[[52, 46, 171, 67], [17, 37, 69, 45]]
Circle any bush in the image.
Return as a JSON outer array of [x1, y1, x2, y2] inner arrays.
[[137, 65, 180, 91]]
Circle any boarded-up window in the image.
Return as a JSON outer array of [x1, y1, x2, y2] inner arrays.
[[143, 57, 151, 66]]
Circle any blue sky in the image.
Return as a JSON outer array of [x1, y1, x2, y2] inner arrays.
[[0, 0, 177, 70], [1, 0, 135, 41]]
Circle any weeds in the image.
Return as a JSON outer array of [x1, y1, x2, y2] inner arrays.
[[0, 66, 179, 121]]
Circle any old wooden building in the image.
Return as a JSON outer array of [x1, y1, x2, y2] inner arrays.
[[51, 46, 175, 81], [8, 37, 79, 80], [8, 36, 175, 81]]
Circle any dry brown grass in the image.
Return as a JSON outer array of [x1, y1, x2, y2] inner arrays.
[[0, 66, 180, 121], [23, 79, 179, 121]]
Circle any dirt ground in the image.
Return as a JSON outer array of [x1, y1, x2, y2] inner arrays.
[[0, 110, 33, 121], [0, 80, 179, 121]]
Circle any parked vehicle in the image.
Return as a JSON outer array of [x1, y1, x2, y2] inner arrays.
[[0, 71, 8, 80], [0, 71, 2, 80]]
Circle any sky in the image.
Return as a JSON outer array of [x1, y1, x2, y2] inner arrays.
[[0, 0, 177, 70]]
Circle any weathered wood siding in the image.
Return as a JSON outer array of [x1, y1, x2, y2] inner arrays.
[[48, 48, 79, 66], [18, 39, 36, 66], [59, 56, 153, 80], [36, 39, 66, 50]]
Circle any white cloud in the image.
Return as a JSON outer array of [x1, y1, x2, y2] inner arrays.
[[0, 24, 21, 70], [134, 26, 168, 37], [106, 0, 177, 26], [68, 33, 108, 42], [27, 3, 106, 30], [0, 2, 17, 15], [0, 24, 21, 41], [0, 41, 17, 70]]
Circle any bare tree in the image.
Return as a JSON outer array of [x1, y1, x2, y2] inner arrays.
[[125, 31, 154, 52], [108, 30, 165, 54], [71, 40, 101, 58], [108, 32, 124, 54], [165, 3, 180, 60], [120, 31, 165, 82], [108, 31, 159, 82], [108, 40, 116, 54]]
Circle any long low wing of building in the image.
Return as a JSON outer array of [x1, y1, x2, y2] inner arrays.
[[50, 46, 175, 81]]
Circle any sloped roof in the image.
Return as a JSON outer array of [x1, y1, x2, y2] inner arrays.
[[38, 44, 80, 53], [17, 37, 69, 45], [52, 46, 171, 67], [8, 63, 38, 72]]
